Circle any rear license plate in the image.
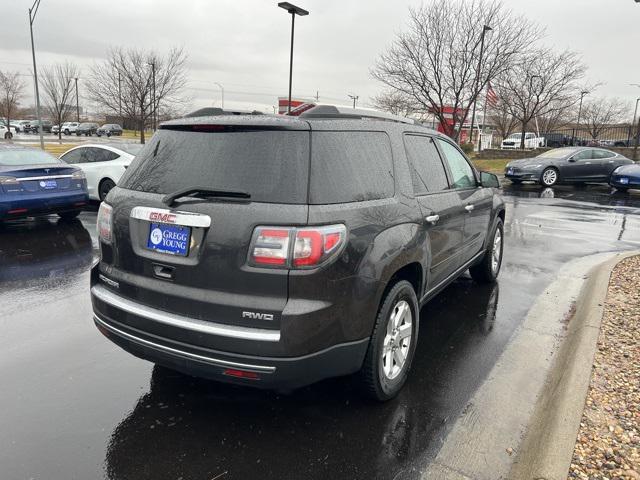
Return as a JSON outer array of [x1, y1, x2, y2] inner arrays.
[[40, 179, 57, 189], [619, 177, 629, 185], [146, 223, 191, 256]]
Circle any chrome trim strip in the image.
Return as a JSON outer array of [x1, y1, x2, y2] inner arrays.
[[130, 206, 211, 228], [94, 314, 276, 373], [91, 284, 281, 342], [16, 174, 73, 181]]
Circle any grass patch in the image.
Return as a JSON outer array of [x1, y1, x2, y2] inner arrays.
[[472, 158, 509, 174]]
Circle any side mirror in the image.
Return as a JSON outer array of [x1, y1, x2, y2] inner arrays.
[[568, 158, 577, 163], [480, 171, 500, 188]]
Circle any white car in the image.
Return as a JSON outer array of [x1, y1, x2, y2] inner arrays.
[[59, 143, 144, 201], [60, 122, 80, 135], [0, 124, 13, 140], [501, 132, 545, 150]]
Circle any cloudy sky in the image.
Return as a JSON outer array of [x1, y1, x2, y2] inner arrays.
[[2, 0, 640, 115]]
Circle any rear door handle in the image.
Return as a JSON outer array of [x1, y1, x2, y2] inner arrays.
[[425, 214, 440, 224], [465, 204, 475, 212]]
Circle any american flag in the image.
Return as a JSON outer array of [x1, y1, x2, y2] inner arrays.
[[486, 83, 499, 108]]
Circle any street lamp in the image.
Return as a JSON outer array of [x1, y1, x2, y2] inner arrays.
[[148, 61, 156, 131], [74, 77, 80, 123], [214, 82, 224, 109], [278, 2, 309, 114], [28, 0, 44, 150], [348, 94, 359, 109], [469, 24, 492, 146], [572, 90, 589, 146]]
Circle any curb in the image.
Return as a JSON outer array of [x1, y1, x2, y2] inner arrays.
[[421, 251, 640, 480], [509, 250, 640, 479]]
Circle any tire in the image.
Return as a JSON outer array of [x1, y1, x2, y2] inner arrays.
[[64, 129, 69, 135], [541, 167, 559, 187], [58, 210, 81, 220], [99, 178, 116, 201], [469, 218, 504, 284], [4, 132, 12, 140], [358, 280, 419, 401]]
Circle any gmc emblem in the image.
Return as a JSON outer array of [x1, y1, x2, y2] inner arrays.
[[242, 311, 274, 321], [149, 212, 177, 223]]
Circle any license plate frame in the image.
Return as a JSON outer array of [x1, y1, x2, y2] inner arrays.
[[40, 179, 57, 190], [146, 223, 191, 256]]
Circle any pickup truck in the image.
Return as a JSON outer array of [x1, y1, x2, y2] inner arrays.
[[501, 132, 545, 149]]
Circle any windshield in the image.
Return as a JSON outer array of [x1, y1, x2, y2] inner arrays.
[[537, 148, 579, 159], [0, 148, 60, 166], [120, 128, 310, 204]]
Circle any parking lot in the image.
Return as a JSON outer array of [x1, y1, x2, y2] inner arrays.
[[2, 184, 639, 480]]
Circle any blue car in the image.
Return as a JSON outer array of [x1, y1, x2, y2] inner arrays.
[[610, 163, 640, 192], [0, 144, 89, 221]]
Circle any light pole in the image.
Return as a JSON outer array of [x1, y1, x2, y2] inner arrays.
[[572, 90, 589, 146], [118, 71, 123, 127], [148, 61, 156, 131], [348, 94, 359, 109], [214, 82, 224, 108], [28, 0, 44, 150], [634, 97, 640, 160], [278, 2, 309, 114], [74, 77, 80, 122], [469, 24, 492, 146]]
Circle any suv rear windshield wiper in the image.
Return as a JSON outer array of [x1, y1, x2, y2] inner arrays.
[[162, 187, 251, 206]]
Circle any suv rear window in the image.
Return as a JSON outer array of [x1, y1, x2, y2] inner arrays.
[[120, 129, 310, 204], [310, 131, 394, 204]]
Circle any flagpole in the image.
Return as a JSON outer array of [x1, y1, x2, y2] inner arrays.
[[479, 85, 490, 151]]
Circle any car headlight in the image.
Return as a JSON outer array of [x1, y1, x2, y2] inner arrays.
[[71, 170, 86, 180], [522, 164, 543, 170]]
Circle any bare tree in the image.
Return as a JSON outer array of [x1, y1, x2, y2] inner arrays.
[[537, 105, 573, 134], [40, 62, 80, 140], [493, 48, 586, 149], [487, 99, 519, 141], [371, 0, 542, 141], [581, 97, 629, 140], [0, 71, 26, 131], [372, 90, 423, 118], [85, 46, 188, 144]]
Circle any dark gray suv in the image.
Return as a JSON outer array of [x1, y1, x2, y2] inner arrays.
[[90, 106, 505, 401]]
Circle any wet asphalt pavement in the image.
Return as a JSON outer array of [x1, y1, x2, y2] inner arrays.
[[2, 184, 640, 480]]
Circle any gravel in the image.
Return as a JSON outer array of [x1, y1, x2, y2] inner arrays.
[[568, 255, 640, 480]]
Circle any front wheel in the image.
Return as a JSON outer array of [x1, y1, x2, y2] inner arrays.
[[64, 129, 70, 135], [358, 280, 419, 401], [541, 167, 559, 187], [470, 218, 504, 283]]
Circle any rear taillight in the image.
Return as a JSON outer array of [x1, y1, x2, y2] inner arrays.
[[0, 176, 20, 193], [97, 203, 113, 244], [249, 224, 346, 269]]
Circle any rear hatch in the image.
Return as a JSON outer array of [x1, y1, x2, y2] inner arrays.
[[104, 119, 310, 335], [3, 165, 82, 194]]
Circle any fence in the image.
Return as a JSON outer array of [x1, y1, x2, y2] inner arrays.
[[488, 125, 638, 149]]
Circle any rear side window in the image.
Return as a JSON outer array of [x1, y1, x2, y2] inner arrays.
[[120, 129, 310, 204], [310, 131, 394, 204], [403, 134, 449, 195]]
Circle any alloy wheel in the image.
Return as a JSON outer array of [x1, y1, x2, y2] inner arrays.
[[542, 169, 558, 186], [381, 300, 413, 380], [491, 228, 502, 274]]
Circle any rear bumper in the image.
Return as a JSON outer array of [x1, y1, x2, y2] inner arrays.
[[0, 191, 88, 220], [90, 281, 370, 390]]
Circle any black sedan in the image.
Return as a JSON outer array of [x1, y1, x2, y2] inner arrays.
[[76, 123, 99, 136], [610, 163, 640, 192], [96, 124, 123, 137], [505, 147, 633, 187]]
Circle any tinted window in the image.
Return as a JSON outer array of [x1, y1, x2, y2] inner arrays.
[[572, 150, 593, 160], [403, 135, 449, 195], [593, 149, 614, 159], [309, 131, 394, 204], [87, 147, 119, 162], [121, 129, 309, 204], [436, 139, 476, 189], [61, 149, 84, 164]]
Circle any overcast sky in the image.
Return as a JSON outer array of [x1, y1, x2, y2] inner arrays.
[[2, 0, 640, 115]]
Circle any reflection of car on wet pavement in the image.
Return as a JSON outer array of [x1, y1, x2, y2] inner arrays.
[[609, 163, 640, 192], [59, 143, 144, 201], [0, 145, 89, 221], [504, 147, 633, 187], [0, 216, 93, 282], [90, 107, 506, 401]]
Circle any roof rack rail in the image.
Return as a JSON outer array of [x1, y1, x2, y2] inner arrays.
[[293, 104, 416, 125], [184, 107, 264, 118]]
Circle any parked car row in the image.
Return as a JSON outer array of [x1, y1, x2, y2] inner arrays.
[[504, 146, 639, 192], [1, 120, 123, 137]]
